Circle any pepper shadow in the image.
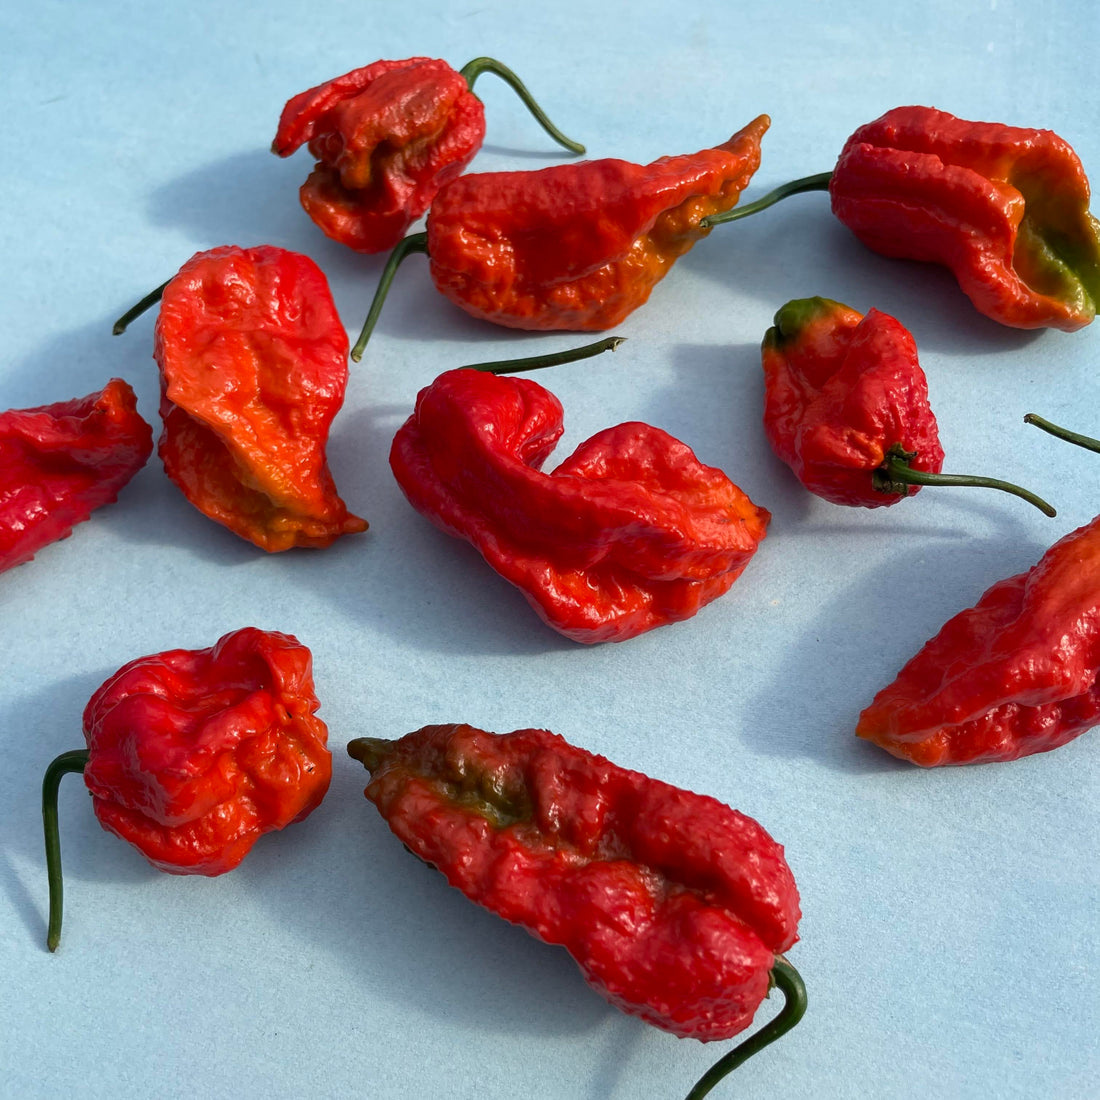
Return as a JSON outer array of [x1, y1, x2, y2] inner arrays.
[[242, 757, 616, 1044], [0, 672, 157, 952], [737, 512, 1051, 775], [680, 200, 1045, 358]]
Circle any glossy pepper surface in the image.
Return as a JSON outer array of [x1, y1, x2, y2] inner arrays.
[[856, 515, 1100, 765], [272, 56, 583, 254], [760, 296, 1055, 515], [348, 723, 801, 1042], [154, 245, 367, 551], [352, 117, 768, 356], [829, 106, 1100, 330], [389, 366, 770, 643], [762, 297, 944, 507], [0, 378, 152, 572]]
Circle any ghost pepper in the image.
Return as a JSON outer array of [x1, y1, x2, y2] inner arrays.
[[351, 116, 769, 357], [856, 515, 1100, 765], [0, 378, 152, 573], [116, 244, 367, 551], [42, 627, 332, 950], [389, 345, 770, 643], [348, 723, 805, 1097], [761, 296, 1055, 513], [272, 56, 584, 254], [704, 106, 1100, 330]]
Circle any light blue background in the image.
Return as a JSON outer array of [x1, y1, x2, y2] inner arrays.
[[2, 2, 1098, 1098]]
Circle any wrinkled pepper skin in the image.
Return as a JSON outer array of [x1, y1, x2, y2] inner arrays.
[[857, 515, 1100, 765], [830, 106, 1100, 330], [83, 627, 331, 873], [273, 58, 484, 254], [0, 379, 152, 572], [426, 116, 769, 330], [390, 368, 770, 643], [155, 245, 367, 551], [761, 297, 944, 507], [349, 723, 800, 1041]]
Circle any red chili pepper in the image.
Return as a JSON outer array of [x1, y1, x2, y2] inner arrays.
[[348, 723, 805, 1098], [351, 116, 769, 358], [705, 106, 1100, 330], [42, 627, 332, 950], [856, 515, 1100, 765], [114, 245, 367, 551], [389, 339, 771, 643], [0, 378, 152, 573], [761, 296, 1055, 514], [272, 56, 584, 254]]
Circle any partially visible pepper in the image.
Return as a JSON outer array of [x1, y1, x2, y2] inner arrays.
[[352, 116, 769, 357], [272, 56, 584, 254], [761, 297, 1055, 513], [704, 107, 1100, 330], [389, 342, 770, 643], [0, 379, 152, 573], [856, 515, 1100, 765], [42, 627, 332, 950], [118, 244, 367, 550], [348, 723, 805, 1097]]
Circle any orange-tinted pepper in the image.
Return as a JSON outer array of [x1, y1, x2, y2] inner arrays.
[[42, 627, 332, 949], [152, 245, 367, 551], [0, 379, 152, 573], [272, 56, 583, 254], [352, 117, 769, 357], [856, 516, 1100, 765]]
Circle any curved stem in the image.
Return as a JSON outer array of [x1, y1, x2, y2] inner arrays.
[[462, 336, 624, 375], [459, 57, 585, 155], [872, 445, 1056, 517], [700, 172, 832, 229], [112, 280, 169, 335], [347, 736, 394, 773], [42, 749, 90, 952], [684, 957, 807, 1100], [350, 232, 429, 362], [1024, 413, 1100, 455]]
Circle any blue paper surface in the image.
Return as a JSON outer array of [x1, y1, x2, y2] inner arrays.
[[2, 2, 1098, 1097]]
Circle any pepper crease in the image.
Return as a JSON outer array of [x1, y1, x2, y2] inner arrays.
[[830, 106, 1100, 330], [155, 245, 367, 551], [857, 515, 1100, 765], [0, 379, 152, 572], [349, 723, 801, 1041], [389, 368, 770, 643]]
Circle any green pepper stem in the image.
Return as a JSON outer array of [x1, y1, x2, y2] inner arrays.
[[872, 444, 1056, 517], [112, 280, 170, 335], [42, 749, 90, 952], [458, 57, 585, 156], [350, 232, 430, 362], [683, 956, 807, 1100], [461, 336, 625, 375], [1024, 413, 1100, 455], [699, 171, 832, 229]]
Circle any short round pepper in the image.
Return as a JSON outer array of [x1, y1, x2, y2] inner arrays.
[[42, 627, 332, 950]]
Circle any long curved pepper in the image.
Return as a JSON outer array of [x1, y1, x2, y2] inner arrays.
[[705, 106, 1100, 330], [350, 116, 771, 358], [761, 297, 1056, 515]]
